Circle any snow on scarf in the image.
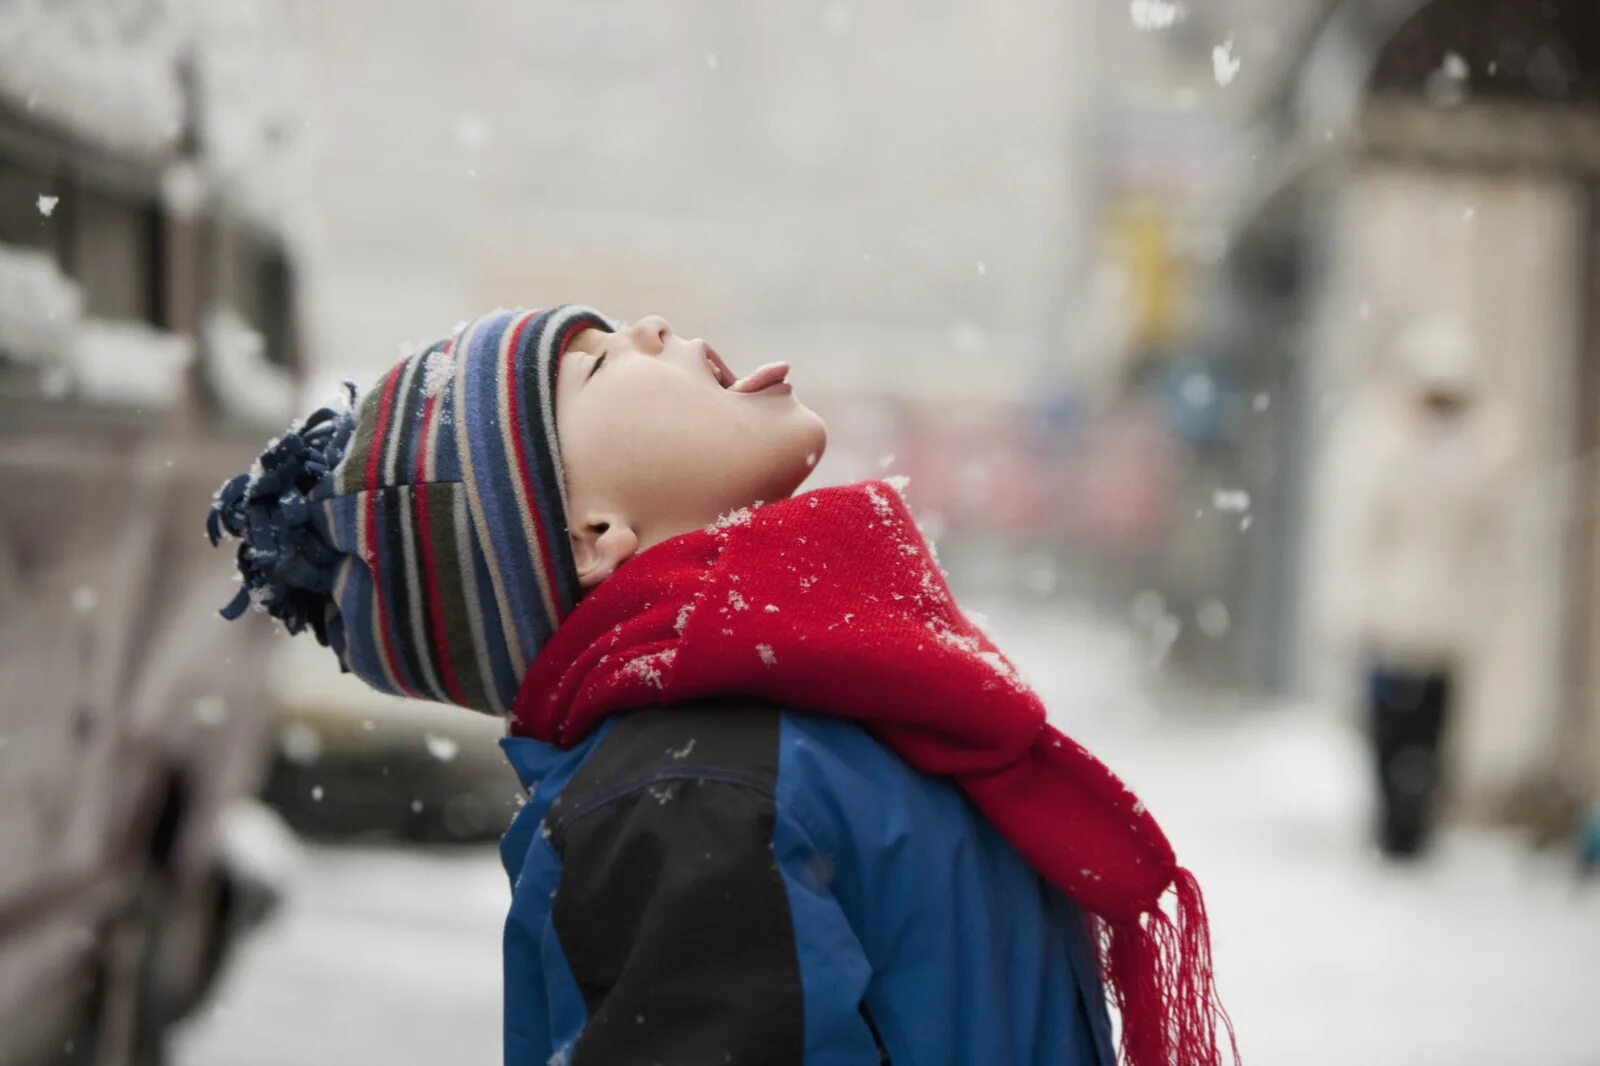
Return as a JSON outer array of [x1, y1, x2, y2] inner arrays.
[[512, 479, 1237, 1066]]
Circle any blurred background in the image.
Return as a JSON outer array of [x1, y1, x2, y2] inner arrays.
[[2, 0, 1599, 1063]]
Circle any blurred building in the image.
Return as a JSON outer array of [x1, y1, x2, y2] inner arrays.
[[1216, 0, 1600, 821], [1027, 1, 1331, 693]]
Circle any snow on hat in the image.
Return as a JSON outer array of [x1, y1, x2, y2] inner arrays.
[[207, 304, 621, 714]]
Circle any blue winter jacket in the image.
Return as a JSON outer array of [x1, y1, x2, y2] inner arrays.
[[498, 698, 1117, 1066]]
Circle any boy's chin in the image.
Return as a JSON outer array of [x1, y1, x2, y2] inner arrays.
[[793, 406, 827, 461], [783, 417, 828, 489]]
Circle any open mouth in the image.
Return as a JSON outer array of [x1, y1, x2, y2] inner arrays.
[[703, 343, 736, 388], [703, 342, 790, 395]]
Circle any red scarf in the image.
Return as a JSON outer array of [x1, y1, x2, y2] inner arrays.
[[513, 480, 1236, 1066]]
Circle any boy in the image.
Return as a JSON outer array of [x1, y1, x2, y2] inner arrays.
[[208, 305, 1233, 1066]]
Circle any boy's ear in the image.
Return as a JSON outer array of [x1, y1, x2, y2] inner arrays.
[[570, 513, 639, 589]]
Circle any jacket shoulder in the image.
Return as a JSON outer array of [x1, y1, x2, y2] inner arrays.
[[544, 697, 784, 851]]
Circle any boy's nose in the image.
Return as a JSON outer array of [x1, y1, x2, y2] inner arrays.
[[627, 315, 673, 354]]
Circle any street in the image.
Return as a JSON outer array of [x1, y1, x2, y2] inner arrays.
[[174, 608, 1600, 1065], [172, 846, 506, 1066]]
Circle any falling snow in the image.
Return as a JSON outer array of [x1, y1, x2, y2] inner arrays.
[[1129, 0, 1186, 31], [1423, 50, 1471, 106], [424, 732, 459, 762], [1212, 488, 1251, 513], [1212, 37, 1241, 87], [1197, 599, 1231, 638]]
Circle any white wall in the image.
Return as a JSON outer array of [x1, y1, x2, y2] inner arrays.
[[285, 0, 1095, 406], [1301, 160, 1585, 809]]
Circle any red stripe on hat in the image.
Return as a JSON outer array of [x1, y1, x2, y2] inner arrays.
[[362, 362, 421, 698], [413, 385, 467, 706], [502, 312, 571, 627]]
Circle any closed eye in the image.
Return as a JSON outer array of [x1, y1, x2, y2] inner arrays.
[[585, 351, 607, 382]]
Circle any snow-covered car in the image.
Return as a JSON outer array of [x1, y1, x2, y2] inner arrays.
[[0, 29, 308, 1062]]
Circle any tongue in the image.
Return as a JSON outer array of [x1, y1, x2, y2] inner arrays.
[[730, 361, 789, 393]]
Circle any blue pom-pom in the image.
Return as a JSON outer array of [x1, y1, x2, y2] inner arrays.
[[207, 384, 358, 644]]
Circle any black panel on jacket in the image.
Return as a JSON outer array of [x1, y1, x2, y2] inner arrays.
[[548, 701, 805, 1066]]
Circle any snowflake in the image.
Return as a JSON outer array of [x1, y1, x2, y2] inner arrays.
[[864, 485, 895, 525], [621, 649, 674, 689], [1129, 0, 1186, 31], [707, 506, 755, 532], [930, 622, 981, 655], [1212, 488, 1251, 513], [424, 732, 460, 762], [1212, 37, 1241, 87], [975, 650, 1018, 682], [756, 643, 777, 666]]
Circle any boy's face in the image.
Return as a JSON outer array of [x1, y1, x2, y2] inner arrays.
[[557, 314, 827, 585]]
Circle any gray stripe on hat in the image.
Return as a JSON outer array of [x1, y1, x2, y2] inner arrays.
[[453, 483, 505, 715]]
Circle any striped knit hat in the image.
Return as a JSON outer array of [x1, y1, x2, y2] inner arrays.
[[207, 304, 621, 714]]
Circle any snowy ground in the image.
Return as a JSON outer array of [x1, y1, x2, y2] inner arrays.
[[171, 846, 507, 1066], [175, 604, 1600, 1066]]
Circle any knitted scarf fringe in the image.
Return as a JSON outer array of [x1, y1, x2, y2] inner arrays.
[[1101, 867, 1239, 1066]]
